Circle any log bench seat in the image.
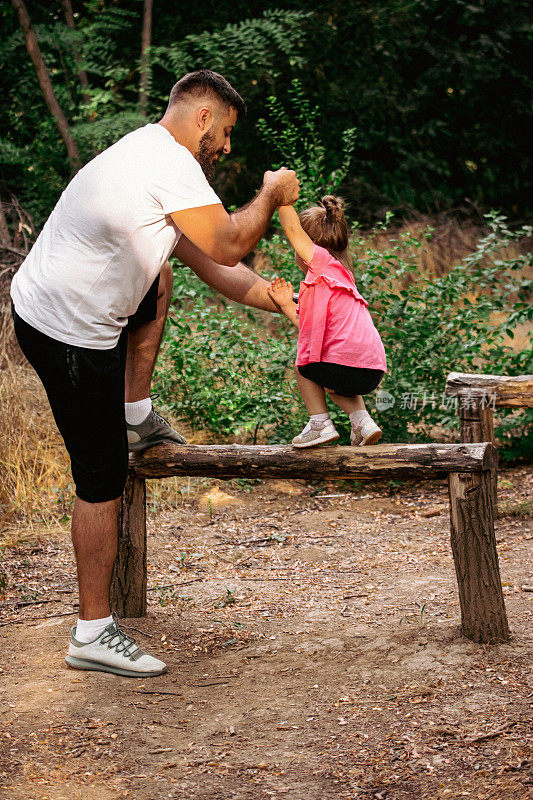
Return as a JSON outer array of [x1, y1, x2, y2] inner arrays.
[[112, 441, 510, 645]]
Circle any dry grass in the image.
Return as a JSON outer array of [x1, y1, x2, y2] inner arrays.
[[355, 214, 530, 280], [0, 304, 72, 534]]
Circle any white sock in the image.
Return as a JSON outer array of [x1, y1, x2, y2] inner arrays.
[[310, 412, 330, 423], [349, 409, 372, 427], [301, 413, 330, 435], [125, 397, 152, 425], [75, 615, 114, 643]]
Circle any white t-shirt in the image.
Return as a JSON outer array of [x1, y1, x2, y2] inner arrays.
[[10, 123, 221, 349]]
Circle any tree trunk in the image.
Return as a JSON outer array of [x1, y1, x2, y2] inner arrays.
[[110, 473, 147, 618], [60, 0, 91, 105], [448, 468, 509, 643], [139, 0, 153, 116], [11, 0, 82, 172], [0, 202, 11, 247]]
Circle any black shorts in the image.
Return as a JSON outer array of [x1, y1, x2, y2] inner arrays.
[[10, 277, 160, 503], [297, 362, 384, 397], [12, 305, 129, 504], [127, 275, 159, 330]]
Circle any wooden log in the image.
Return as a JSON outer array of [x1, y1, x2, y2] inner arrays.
[[445, 372, 533, 408], [130, 442, 494, 482], [110, 472, 147, 618], [448, 467, 509, 643]]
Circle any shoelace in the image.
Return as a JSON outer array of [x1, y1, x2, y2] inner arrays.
[[151, 408, 171, 427], [148, 393, 171, 427], [100, 623, 141, 660]]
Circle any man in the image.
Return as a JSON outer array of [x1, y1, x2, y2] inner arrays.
[[10, 69, 299, 677]]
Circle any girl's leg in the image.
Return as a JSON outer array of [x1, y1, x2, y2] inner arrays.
[[325, 389, 365, 415], [326, 389, 382, 445], [292, 367, 338, 447], [295, 366, 328, 415]]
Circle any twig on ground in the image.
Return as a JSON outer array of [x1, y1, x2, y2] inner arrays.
[[15, 598, 61, 609], [0, 243, 27, 258], [147, 579, 203, 592], [0, 610, 77, 627], [465, 720, 520, 744]]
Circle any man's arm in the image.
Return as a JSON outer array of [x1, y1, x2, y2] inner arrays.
[[172, 235, 280, 312], [170, 169, 299, 267]]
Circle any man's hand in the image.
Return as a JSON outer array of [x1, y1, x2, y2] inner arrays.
[[262, 168, 300, 207], [268, 275, 294, 310]]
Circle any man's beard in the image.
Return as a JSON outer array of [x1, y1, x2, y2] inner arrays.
[[196, 130, 222, 181]]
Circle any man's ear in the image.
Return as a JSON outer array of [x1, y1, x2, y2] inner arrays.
[[197, 106, 213, 131]]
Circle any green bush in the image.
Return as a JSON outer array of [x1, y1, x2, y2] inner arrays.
[[156, 271, 301, 442], [352, 211, 532, 448], [155, 87, 532, 456]]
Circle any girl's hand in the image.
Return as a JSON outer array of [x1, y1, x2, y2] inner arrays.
[[268, 276, 294, 309]]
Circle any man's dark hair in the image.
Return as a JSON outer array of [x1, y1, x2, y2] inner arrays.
[[167, 69, 246, 119]]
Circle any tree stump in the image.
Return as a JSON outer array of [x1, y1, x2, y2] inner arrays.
[[110, 472, 147, 618], [448, 460, 509, 643]]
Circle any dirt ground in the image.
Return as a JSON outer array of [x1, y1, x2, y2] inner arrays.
[[1, 465, 532, 800]]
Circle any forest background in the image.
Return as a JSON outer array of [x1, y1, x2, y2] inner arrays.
[[0, 0, 532, 527]]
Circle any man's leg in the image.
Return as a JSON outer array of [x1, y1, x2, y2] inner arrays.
[[124, 263, 186, 450], [125, 262, 173, 402], [71, 495, 121, 620]]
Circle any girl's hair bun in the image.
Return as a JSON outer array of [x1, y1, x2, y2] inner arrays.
[[321, 195, 345, 223]]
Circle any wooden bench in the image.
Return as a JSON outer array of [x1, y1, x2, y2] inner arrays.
[[111, 441, 510, 644]]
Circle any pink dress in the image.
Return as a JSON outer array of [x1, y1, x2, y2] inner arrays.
[[296, 244, 387, 371]]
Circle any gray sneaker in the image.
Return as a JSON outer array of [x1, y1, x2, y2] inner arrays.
[[65, 613, 167, 677], [127, 408, 186, 453]]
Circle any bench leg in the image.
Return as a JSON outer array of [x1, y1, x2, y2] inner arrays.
[[459, 398, 497, 513], [448, 469, 509, 643], [110, 471, 147, 618]]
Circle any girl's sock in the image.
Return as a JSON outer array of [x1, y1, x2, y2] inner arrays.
[[301, 412, 330, 435], [349, 409, 372, 427], [75, 615, 113, 643], [125, 397, 152, 425]]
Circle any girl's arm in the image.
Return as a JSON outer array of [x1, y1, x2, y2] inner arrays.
[[278, 206, 314, 263], [268, 276, 299, 328]]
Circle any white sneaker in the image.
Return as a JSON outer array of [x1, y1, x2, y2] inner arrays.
[[65, 613, 167, 677], [350, 418, 382, 446], [292, 420, 339, 448]]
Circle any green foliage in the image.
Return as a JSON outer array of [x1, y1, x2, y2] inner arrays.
[[352, 211, 532, 446], [151, 9, 310, 95], [155, 268, 302, 441], [257, 79, 357, 208], [1, 0, 531, 224]]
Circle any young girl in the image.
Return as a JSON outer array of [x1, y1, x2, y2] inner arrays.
[[268, 195, 387, 448]]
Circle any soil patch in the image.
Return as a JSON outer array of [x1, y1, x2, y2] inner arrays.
[[1, 465, 532, 799]]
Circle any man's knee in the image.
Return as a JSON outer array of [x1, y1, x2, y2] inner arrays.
[[158, 262, 173, 302]]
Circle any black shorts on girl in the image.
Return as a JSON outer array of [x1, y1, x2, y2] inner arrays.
[[11, 277, 160, 504], [297, 362, 384, 397]]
